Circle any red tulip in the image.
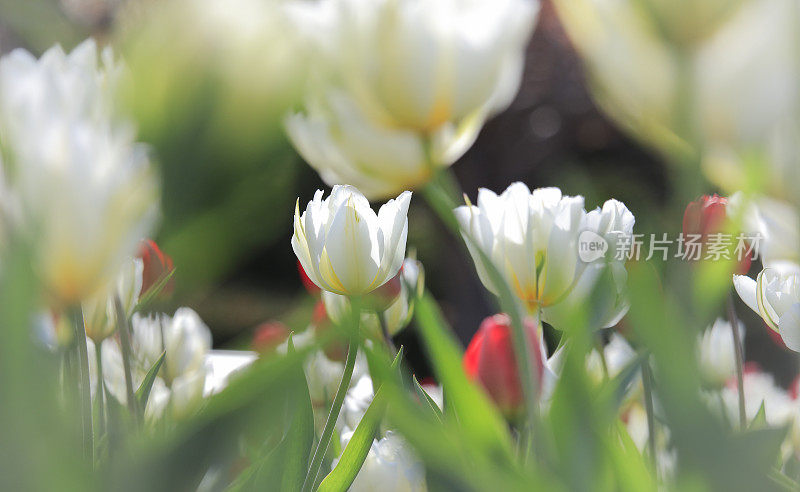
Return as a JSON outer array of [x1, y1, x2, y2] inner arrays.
[[252, 321, 290, 354], [683, 194, 728, 238], [297, 260, 321, 296], [138, 239, 175, 297], [463, 314, 544, 418], [682, 195, 751, 274]]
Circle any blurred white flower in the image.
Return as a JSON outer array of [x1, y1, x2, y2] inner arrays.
[[285, 90, 483, 200], [279, 329, 369, 409], [455, 183, 586, 314], [721, 369, 794, 427], [82, 257, 143, 342], [729, 193, 800, 268], [553, 0, 800, 160], [341, 374, 374, 431], [337, 430, 427, 492], [311, 0, 537, 131], [102, 307, 212, 418], [203, 350, 258, 396], [292, 185, 411, 296], [697, 318, 742, 386], [734, 267, 800, 351], [286, 0, 537, 198], [586, 333, 637, 382], [0, 39, 158, 305]]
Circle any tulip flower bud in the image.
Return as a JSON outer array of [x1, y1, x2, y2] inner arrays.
[[252, 321, 290, 354], [683, 194, 751, 274], [683, 194, 728, 237], [138, 239, 175, 298], [292, 185, 411, 296], [463, 314, 544, 418], [297, 260, 321, 297]]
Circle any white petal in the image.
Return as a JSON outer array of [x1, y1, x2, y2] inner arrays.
[[778, 304, 800, 352], [733, 274, 759, 314]]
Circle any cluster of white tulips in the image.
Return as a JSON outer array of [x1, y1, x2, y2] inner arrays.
[[3, 0, 800, 489]]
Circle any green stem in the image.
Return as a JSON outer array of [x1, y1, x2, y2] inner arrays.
[[94, 341, 106, 442], [641, 357, 657, 476], [113, 294, 140, 424], [377, 310, 397, 353], [68, 306, 93, 463], [595, 335, 610, 380], [727, 294, 747, 430], [302, 335, 358, 491]]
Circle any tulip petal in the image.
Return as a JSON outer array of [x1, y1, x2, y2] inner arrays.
[[323, 191, 380, 294], [375, 191, 411, 286], [778, 304, 800, 352], [733, 274, 759, 314]]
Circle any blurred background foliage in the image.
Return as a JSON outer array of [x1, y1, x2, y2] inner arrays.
[[0, 0, 793, 386]]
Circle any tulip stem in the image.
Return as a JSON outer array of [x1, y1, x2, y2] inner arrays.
[[303, 336, 358, 492], [377, 310, 397, 353], [94, 341, 106, 442], [595, 335, 610, 379], [641, 357, 657, 476], [114, 294, 140, 424], [727, 294, 747, 429], [68, 306, 93, 463]]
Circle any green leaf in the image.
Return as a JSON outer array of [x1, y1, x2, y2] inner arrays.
[[135, 351, 166, 410], [749, 402, 768, 430], [281, 335, 315, 491], [413, 376, 443, 424], [317, 387, 385, 492], [317, 349, 404, 492], [413, 293, 515, 460], [134, 269, 176, 313]]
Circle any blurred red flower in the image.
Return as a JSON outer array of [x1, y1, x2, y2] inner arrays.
[[463, 314, 544, 418]]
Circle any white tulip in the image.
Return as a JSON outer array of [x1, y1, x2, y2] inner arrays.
[[132, 308, 212, 386], [292, 185, 411, 296], [696, 318, 742, 386], [277, 329, 369, 408], [734, 267, 800, 351], [721, 369, 794, 427], [286, 0, 536, 197], [285, 90, 483, 200], [543, 199, 634, 330], [454, 183, 587, 313], [102, 307, 212, 418], [553, 0, 800, 158], [314, 0, 537, 132], [341, 374, 375, 431], [82, 257, 143, 342], [586, 333, 637, 382], [0, 40, 158, 305], [203, 350, 258, 396], [729, 193, 799, 268], [337, 430, 427, 492]]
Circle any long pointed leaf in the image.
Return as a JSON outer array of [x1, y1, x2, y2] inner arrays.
[[135, 351, 166, 410]]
